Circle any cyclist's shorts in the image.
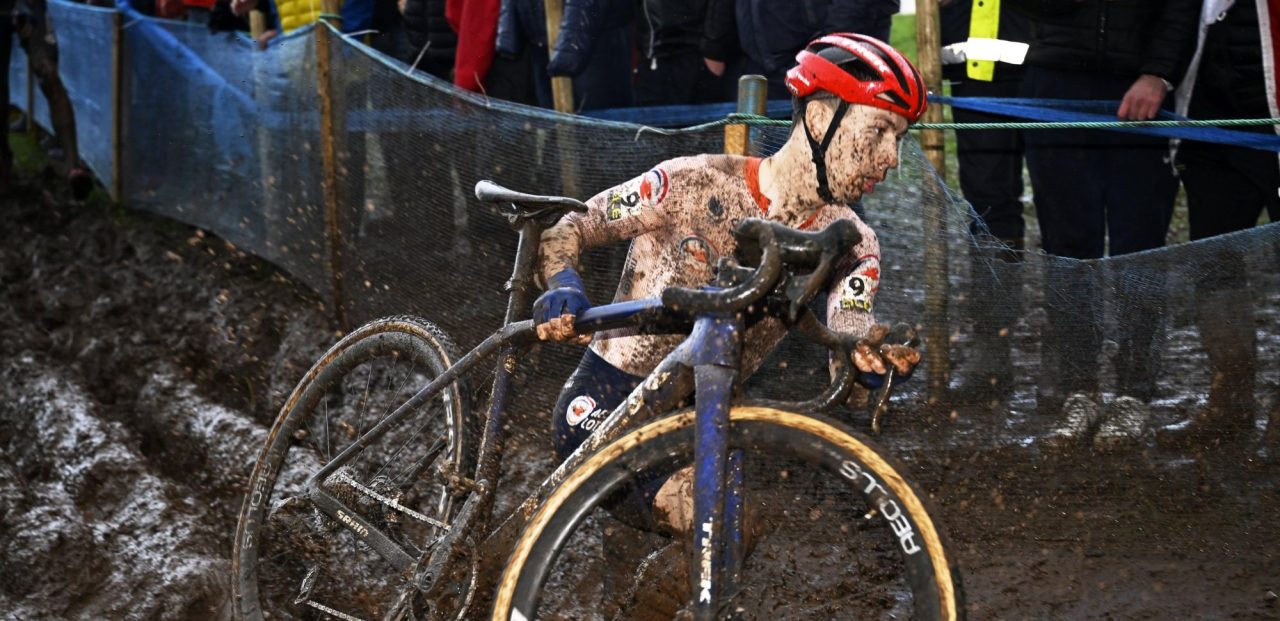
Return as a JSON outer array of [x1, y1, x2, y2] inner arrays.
[[552, 350, 670, 531]]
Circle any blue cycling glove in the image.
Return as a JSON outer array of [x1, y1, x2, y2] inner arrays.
[[532, 268, 592, 325]]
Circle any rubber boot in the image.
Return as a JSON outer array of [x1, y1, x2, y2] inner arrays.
[[1159, 288, 1258, 450], [952, 236, 1023, 406]]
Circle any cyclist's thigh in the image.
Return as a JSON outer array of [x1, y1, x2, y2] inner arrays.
[[551, 349, 642, 460]]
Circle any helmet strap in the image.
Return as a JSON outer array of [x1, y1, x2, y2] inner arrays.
[[801, 99, 849, 204]]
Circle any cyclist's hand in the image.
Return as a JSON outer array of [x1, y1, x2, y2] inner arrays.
[[853, 324, 920, 376], [532, 268, 592, 345]]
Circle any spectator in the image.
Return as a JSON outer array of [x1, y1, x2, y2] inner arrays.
[[727, 0, 899, 99], [0, 0, 91, 199], [1009, 0, 1198, 447], [634, 0, 736, 106], [234, 0, 407, 58], [402, 0, 456, 79], [1162, 0, 1279, 450], [208, 0, 278, 47], [940, 0, 1030, 405], [496, 0, 634, 111]]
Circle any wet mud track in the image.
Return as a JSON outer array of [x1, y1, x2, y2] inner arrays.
[[1, 192, 1277, 619]]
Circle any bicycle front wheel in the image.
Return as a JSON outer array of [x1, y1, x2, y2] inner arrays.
[[233, 315, 474, 620], [493, 405, 963, 621]]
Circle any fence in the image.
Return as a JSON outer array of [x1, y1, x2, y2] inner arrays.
[[16, 2, 1280, 615]]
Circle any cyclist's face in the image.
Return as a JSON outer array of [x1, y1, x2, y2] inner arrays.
[[809, 102, 909, 203]]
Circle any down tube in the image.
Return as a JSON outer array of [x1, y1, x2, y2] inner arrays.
[[691, 363, 735, 620]]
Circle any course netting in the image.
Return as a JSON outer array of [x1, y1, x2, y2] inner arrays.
[[15, 2, 1280, 614]]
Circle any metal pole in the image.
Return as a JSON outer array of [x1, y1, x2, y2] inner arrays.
[[724, 75, 766, 155], [915, 0, 951, 403], [542, 0, 574, 114], [111, 10, 123, 202], [315, 20, 348, 329]]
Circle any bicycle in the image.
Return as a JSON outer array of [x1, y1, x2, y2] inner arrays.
[[232, 180, 964, 621]]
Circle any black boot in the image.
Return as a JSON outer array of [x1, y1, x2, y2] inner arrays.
[[1158, 287, 1258, 450], [952, 236, 1023, 406]]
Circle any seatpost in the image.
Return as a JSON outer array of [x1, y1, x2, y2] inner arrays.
[[504, 219, 547, 325]]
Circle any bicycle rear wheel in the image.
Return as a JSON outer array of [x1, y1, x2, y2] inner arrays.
[[492, 405, 963, 621], [233, 315, 474, 620]]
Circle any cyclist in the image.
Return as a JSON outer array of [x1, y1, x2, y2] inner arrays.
[[534, 34, 926, 537]]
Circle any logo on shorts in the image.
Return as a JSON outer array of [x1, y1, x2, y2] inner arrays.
[[566, 395, 597, 427]]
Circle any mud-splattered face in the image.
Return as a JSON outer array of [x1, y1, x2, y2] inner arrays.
[[805, 101, 909, 204]]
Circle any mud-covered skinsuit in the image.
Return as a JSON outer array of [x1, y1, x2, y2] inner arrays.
[[539, 153, 884, 526]]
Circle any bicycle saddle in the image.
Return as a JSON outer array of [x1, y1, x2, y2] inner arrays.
[[474, 180, 588, 215]]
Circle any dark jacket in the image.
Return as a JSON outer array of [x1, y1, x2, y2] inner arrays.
[[638, 0, 738, 62], [736, 0, 899, 75], [1189, 0, 1271, 122], [1009, 0, 1199, 83], [940, 0, 1030, 82], [402, 0, 457, 67], [496, 0, 633, 76]]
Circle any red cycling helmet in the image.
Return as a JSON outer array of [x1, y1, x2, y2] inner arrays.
[[783, 34, 926, 203], [785, 33, 927, 123]]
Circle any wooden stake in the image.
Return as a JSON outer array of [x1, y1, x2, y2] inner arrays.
[[111, 10, 123, 202], [315, 22, 348, 329], [541, 0, 579, 198], [542, 0, 574, 114], [725, 75, 766, 155], [915, 0, 952, 403]]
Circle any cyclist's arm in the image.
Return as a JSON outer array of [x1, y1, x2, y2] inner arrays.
[[538, 167, 676, 284], [825, 215, 895, 388]]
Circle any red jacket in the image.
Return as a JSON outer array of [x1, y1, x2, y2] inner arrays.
[[447, 0, 501, 92]]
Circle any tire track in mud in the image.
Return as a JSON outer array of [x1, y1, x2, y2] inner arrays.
[[0, 355, 241, 620]]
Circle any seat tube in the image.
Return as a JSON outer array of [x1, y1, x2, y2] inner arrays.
[[685, 312, 742, 620]]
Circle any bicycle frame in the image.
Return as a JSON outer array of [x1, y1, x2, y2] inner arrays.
[[298, 214, 863, 618]]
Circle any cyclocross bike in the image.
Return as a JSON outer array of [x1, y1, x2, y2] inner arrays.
[[232, 181, 964, 621]]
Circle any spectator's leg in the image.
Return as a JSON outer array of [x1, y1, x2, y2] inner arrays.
[[22, 18, 77, 172], [1160, 142, 1270, 448], [951, 77, 1026, 403], [1103, 135, 1176, 405], [570, 23, 633, 111], [1021, 70, 1106, 413]]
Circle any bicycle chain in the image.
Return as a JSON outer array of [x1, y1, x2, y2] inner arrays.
[[304, 600, 368, 621], [333, 470, 451, 531]]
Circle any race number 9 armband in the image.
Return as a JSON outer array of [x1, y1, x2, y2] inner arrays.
[[838, 256, 880, 312]]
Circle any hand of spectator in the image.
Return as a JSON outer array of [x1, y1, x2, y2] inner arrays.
[[703, 58, 726, 77], [1117, 74, 1167, 121], [257, 29, 277, 50], [230, 0, 257, 17]]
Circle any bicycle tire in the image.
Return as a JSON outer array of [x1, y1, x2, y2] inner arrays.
[[233, 315, 474, 621], [492, 405, 963, 621]]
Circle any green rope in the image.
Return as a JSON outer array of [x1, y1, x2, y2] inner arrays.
[[914, 117, 1280, 130], [638, 113, 1280, 136]]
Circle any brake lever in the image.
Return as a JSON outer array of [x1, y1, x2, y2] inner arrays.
[[870, 327, 920, 434]]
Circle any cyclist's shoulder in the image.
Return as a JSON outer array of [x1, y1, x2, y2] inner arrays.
[[640, 154, 745, 185], [810, 202, 876, 241]]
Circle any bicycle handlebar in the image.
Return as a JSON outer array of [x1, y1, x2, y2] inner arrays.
[[660, 220, 782, 314]]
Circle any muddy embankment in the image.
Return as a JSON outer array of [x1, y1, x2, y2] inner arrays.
[[1, 187, 1278, 620]]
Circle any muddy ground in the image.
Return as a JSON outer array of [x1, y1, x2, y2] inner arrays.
[[1, 184, 1277, 620]]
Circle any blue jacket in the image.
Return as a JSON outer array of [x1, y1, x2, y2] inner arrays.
[[497, 0, 633, 76], [736, 0, 899, 75]]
